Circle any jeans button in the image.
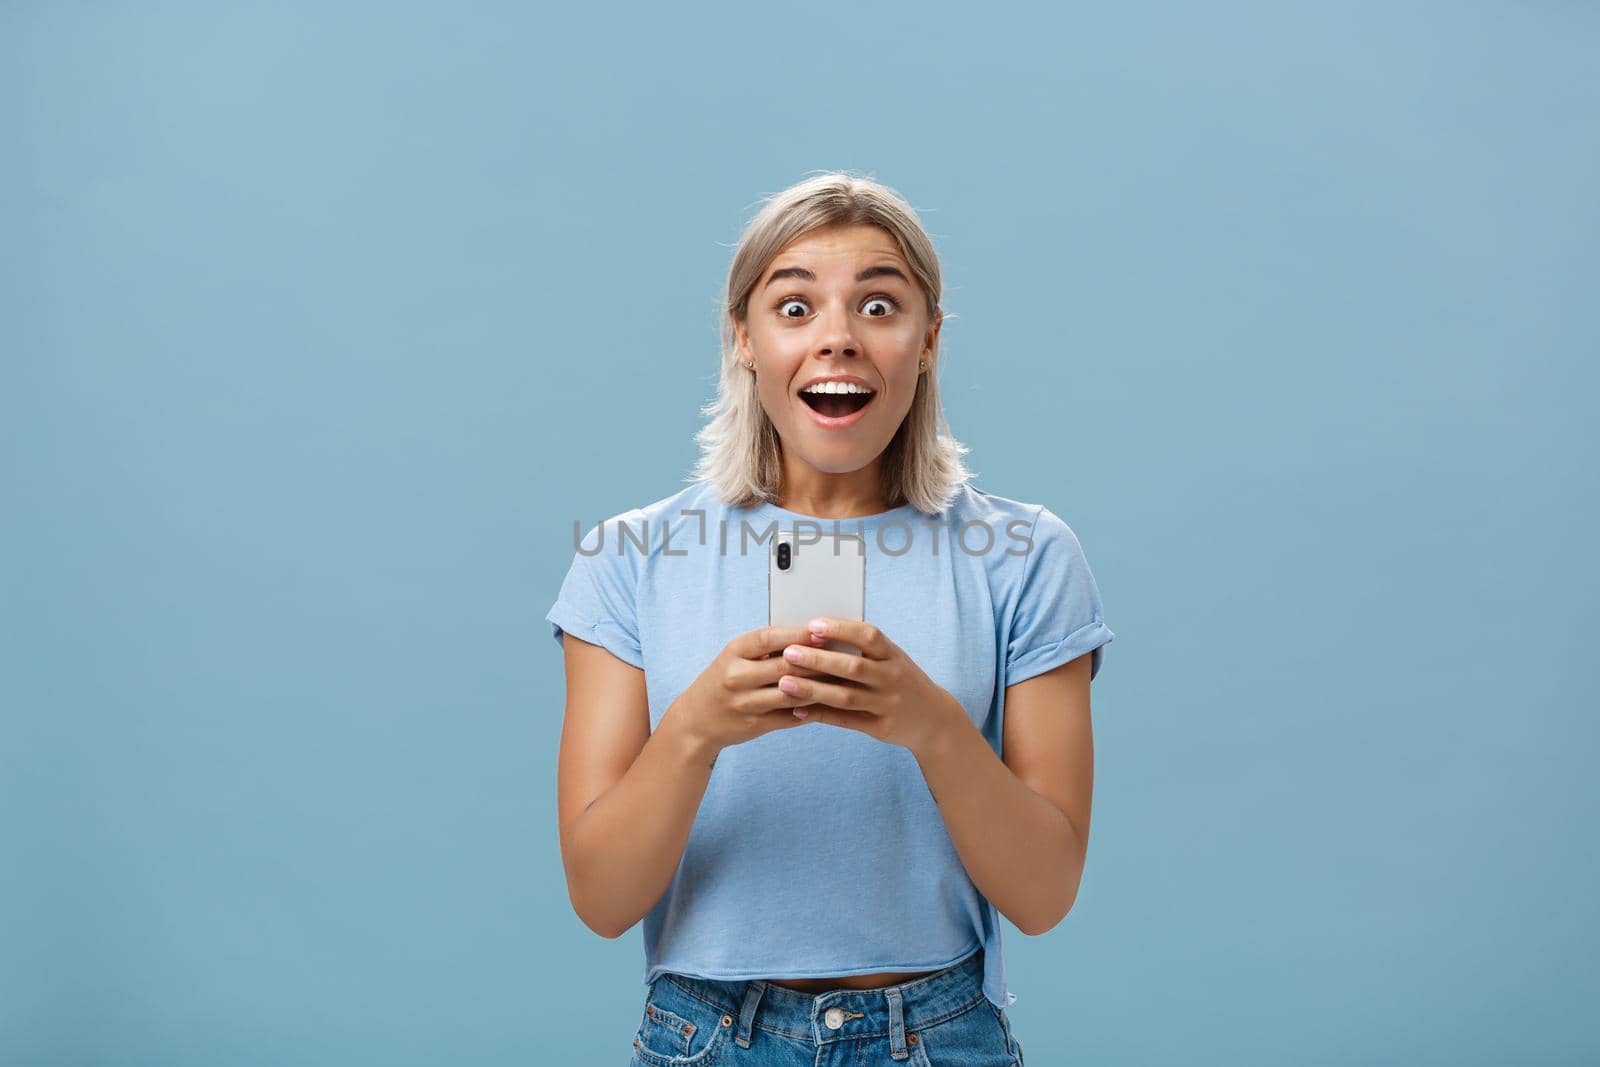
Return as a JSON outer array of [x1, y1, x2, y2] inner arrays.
[[824, 1007, 845, 1030]]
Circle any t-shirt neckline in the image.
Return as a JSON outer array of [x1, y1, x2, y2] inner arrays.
[[744, 497, 929, 533]]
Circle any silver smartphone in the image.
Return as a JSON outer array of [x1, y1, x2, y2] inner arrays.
[[768, 527, 866, 657]]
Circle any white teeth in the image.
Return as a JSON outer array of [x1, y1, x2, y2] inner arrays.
[[802, 381, 874, 395]]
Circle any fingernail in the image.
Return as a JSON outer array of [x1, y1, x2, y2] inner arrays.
[[808, 619, 828, 634], [783, 646, 803, 662], [793, 708, 810, 719], [779, 677, 798, 694]]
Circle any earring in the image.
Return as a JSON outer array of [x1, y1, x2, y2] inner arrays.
[[919, 360, 926, 370], [745, 360, 754, 370]]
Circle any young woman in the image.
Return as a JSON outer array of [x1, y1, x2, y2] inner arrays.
[[547, 172, 1113, 1066]]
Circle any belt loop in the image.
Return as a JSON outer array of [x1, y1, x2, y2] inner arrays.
[[886, 986, 909, 1060], [735, 980, 766, 1049]]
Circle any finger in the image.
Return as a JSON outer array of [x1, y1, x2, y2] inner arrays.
[[736, 625, 818, 661], [778, 642, 872, 683], [807, 618, 893, 660], [741, 683, 828, 715], [748, 701, 826, 724], [777, 672, 876, 713], [756, 698, 826, 728], [733, 655, 840, 692], [795, 705, 876, 731]]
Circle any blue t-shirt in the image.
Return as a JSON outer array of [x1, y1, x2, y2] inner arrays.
[[545, 478, 1114, 1009]]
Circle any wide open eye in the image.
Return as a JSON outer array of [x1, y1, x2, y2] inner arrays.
[[772, 294, 901, 319]]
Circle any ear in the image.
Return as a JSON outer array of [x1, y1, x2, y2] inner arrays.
[[924, 311, 943, 361]]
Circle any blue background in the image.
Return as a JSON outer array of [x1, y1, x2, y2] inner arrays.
[[4, 2, 1595, 1064]]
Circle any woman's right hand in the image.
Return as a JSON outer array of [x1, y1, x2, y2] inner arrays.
[[667, 625, 831, 755]]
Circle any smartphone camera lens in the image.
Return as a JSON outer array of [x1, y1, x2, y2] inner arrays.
[[777, 541, 791, 571]]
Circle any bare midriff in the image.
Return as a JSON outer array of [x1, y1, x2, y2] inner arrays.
[[764, 967, 943, 994], [762, 950, 980, 995]]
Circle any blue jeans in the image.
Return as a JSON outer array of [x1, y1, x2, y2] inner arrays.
[[628, 948, 1025, 1066]]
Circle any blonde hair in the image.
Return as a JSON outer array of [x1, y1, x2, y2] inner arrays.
[[689, 170, 973, 514]]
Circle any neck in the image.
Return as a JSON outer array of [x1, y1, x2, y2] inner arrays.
[[774, 454, 890, 519]]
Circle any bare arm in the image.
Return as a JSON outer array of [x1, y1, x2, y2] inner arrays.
[[555, 626, 820, 937], [556, 634, 719, 938], [765, 617, 1097, 937], [911, 649, 1095, 936]]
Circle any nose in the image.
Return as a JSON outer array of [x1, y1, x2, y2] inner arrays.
[[815, 303, 859, 358]]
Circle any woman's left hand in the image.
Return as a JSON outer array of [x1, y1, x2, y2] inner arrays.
[[777, 617, 967, 755]]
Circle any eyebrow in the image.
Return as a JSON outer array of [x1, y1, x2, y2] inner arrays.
[[762, 264, 913, 291]]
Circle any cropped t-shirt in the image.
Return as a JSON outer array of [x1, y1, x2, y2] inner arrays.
[[545, 478, 1114, 1009]]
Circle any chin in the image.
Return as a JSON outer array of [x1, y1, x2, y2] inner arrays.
[[789, 437, 889, 473]]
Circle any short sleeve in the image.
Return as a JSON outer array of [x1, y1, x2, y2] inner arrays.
[[1005, 506, 1115, 686], [545, 521, 644, 670]]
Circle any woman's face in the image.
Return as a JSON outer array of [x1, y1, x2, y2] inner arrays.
[[735, 224, 939, 479]]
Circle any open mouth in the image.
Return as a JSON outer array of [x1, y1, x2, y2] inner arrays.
[[799, 388, 876, 419]]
